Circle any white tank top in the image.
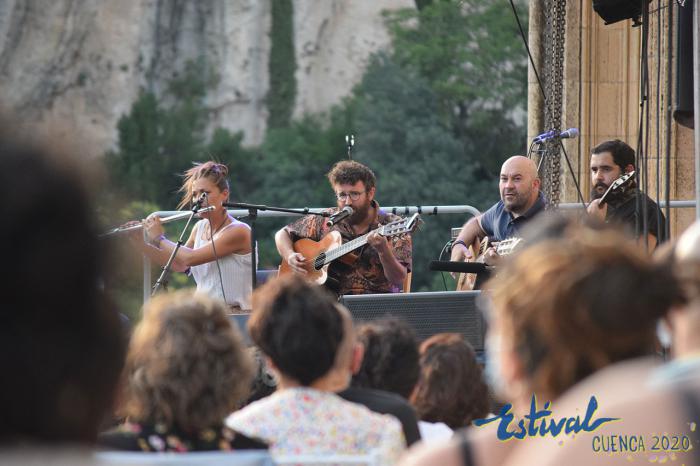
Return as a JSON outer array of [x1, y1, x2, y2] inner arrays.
[[190, 219, 253, 309]]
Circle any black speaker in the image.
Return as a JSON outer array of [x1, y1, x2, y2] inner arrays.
[[674, 1, 694, 129], [340, 291, 486, 352], [593, 0, 642, 25]]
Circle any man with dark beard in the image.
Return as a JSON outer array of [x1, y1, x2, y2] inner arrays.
[[275, 160, 412, 295], [450, 156, 545, 266], [586, 139, 666, 250]]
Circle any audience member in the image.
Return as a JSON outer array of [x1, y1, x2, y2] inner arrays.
[[226, 276, 405, 463], [339, 331, 422, 446], [0, 120, 125, 447], [99, 290, 267, 452], [352, 317, 421, 400], [410, 333, 489, 441], [400, 226, 682, 466]]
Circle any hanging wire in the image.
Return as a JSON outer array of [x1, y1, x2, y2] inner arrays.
[[664, 0, 674, 239], [508, 0, 586, 208]]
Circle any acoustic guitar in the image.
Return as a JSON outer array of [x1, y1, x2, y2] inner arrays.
[[455, 236, 523, 291], [598, 170, 635, 206], [279, 213, 420, 293]]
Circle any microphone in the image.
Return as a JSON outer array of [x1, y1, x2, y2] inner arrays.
[[192, 192, 207, 210], [533, 128, 579, 143], [326, 206, 353, 227]]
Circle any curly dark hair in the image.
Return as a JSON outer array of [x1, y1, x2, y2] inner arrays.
[[121, 290, 253, 431], [410, 333, 490, 429], [248, 275, 346, 386], [352, 317, 420, 399], [591, 139, 636, 171], [326, 160, 376, 191]]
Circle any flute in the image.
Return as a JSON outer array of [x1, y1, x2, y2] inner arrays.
[[100, 205, 215, 237]]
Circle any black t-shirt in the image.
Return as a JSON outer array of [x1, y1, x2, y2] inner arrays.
[[605, 188, 667, 243]]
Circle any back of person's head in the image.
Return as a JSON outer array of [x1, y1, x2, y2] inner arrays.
[[410, 333, 489, 429], [0, 119, 125, 444], [352, 317, 420, 399], [487, 228, 683, 402], [249, 275, 347, 386], [121, 290, 253, 431], [591, 139, 635, 170]]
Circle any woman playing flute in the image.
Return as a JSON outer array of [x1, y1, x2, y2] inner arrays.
[[128, 161, 253, 311]]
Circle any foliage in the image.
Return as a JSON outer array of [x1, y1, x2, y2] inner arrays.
[[350, 54, 494, 290], [384, 0, 529, 176], [267, 0, 297, 129]]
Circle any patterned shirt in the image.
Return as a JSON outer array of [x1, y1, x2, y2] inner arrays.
[[284, 201, 412, 294], [98, 421, 268, 452], [226, 387, 405, 464]]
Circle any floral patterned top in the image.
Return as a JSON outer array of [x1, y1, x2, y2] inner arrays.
[[284, 200, 413, 295], [98, 421, 268, 453], [226, 387, 406, 464]]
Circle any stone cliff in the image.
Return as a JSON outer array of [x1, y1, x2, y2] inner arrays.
[[0, 0, 413, 153]]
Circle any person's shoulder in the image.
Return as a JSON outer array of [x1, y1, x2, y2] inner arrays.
[[341, 386, 414, 413], [223, 426, 269, 450], [97, 423, 142, 451]]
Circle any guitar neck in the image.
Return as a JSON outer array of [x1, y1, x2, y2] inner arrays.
[[323, 231, 371, 263]]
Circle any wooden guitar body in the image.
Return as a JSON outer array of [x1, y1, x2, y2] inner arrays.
[[278, 214, 420, 295], [278, 231, 344, 285]]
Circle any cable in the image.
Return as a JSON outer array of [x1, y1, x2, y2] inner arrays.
[[508, 0, 586, 209], [438, 241, 453, 292], [202, 197, 228, 304]]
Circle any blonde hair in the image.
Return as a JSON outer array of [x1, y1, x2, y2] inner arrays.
[[177, 161, 230, 210], [120, 290, 253, 430]]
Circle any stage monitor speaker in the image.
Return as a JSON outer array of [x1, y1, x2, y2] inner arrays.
[[593, 0, 642, 25], [674, 1, 694, 129], [340, 291, 486, 352]]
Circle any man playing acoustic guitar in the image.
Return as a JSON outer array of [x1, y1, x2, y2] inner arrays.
[[275, 160, 412, 295], [450, 155, 545, 269], [586, 139, 666, 250]]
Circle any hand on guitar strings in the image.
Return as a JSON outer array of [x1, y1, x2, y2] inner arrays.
[[586, 198, 608, 223], [449, 242, 473, 279], [286, 252, 308, 275]]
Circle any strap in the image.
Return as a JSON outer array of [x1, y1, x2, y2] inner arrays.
[[457, 430, 476, 466]]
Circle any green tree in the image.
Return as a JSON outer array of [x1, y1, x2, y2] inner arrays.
[[351, 54, 495, 290], [267, 0, 297, 129], [385, 0, 529, 176]]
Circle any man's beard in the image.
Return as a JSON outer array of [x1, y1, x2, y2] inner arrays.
[[502, 190, 529, 214], [347, 201, 371, 224], [591, 182, 608, 200]]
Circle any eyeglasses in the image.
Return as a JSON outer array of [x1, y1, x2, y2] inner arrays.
[[335, 191, 366, 201]]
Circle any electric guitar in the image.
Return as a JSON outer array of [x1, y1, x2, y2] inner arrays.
[[456, 236, 523, 291], [278, 214, 420, 293]]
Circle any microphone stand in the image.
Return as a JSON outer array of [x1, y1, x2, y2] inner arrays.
[[152, 201, 204, 296], [222, 202, 331, 289], [528, 133, 586, 208]]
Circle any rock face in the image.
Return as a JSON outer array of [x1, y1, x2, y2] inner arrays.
[[0, 0, 413, 153]]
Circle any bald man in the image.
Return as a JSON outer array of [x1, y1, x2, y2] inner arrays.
[[450, 156, 544, 266]]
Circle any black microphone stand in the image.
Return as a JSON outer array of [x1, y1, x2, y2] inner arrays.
[[222, 202, 331, 290], [528, 134, 586, 208], [152, 200, 204, 296]]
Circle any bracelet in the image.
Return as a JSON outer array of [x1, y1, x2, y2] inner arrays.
[[453, 239, 467, 248], [151, 234, 165, 248]]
